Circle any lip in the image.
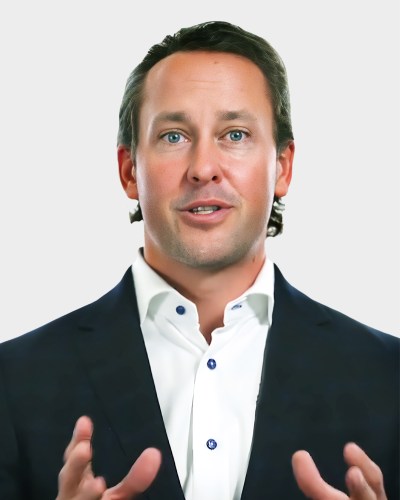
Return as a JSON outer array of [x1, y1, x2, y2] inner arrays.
[[179, 199, 233, 211], [178, 200, 233, 227]]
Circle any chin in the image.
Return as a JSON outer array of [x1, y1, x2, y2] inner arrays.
[[170, 240, 257, 271]]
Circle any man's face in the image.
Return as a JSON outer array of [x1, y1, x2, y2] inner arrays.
[[121, 51, 293, 271]]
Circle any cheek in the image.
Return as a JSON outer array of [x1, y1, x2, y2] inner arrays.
[[232, 155, 276, 208], [135, 161, 176, 211]]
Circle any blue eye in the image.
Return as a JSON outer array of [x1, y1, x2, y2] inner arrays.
[[163, 132, 182, 143], [229, 130, 245, 141]]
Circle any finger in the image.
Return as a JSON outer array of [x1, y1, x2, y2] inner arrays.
[[74, 476, 107, 500], [345, 466, 377, 500], [344, 443, 386, 499], [57, 477, 105, 500], [64, 416, 94, 462], [103, 448, 162, 499], [58, 440, 94, 498], [292, 450, 348, 500]]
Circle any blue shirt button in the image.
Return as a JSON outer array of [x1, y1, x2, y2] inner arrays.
[[206, 439, 217, 450], [176, 305, 186, 315], [207, 359, 217, 370]]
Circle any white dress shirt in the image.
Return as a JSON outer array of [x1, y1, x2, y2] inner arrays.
[[132, 250, 274, 500]]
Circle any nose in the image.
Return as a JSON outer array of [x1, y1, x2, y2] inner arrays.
[[187, 140, 222, 184]]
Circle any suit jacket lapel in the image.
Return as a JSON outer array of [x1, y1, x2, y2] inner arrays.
[[74, 269, 185, 500], [241, 265, 332, 499]]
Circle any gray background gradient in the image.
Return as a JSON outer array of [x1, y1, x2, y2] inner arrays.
[[1, 0, 398, 340]]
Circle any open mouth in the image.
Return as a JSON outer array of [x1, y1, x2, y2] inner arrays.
[[189, 206, 221, 215]]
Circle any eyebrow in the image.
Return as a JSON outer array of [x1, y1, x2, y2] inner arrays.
[[152, 109, 257, 126], [153, 112, 190, 126], [217, 110, 257, 122]]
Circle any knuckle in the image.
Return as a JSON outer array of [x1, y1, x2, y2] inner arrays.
[[368, 463, 384, 490], [64, 440, 75, 461]]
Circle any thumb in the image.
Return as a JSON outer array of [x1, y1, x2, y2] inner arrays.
[[103, 448, 162, 499]]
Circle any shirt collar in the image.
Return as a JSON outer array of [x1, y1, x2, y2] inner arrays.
[[223, 256, 274, 327], [131, 247, 275, 328]]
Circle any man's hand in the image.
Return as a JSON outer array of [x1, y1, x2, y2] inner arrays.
[[292, 442, 387, 499], [56, 416, 162, 500]]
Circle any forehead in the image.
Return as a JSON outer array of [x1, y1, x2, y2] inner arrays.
[[141, 50, 272, 114]]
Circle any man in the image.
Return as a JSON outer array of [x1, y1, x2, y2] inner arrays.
[[0, 21, 398, 500]]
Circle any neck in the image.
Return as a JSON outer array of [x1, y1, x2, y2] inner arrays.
[[144, 245, 266, 343]]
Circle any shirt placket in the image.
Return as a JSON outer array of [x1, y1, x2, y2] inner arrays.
[[190, 344, 231, 500]]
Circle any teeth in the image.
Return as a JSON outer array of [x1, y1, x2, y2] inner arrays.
[[190, 205, 220, 214]]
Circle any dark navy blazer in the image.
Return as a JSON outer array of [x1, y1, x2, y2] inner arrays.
[[0, 266, 398, 499]]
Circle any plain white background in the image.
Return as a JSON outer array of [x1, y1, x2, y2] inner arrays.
[[0, 0, 399, 341]]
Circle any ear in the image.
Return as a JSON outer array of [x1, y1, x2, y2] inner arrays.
[[118, 145, 138, 200], [275, 141, 294, 198]]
